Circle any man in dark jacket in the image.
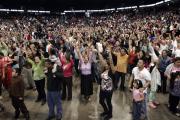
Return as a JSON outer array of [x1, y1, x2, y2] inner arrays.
[[9, 68, 29, 120], [45, 59, 63, 120]]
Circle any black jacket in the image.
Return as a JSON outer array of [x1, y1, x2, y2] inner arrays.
[[46, 65, 63, 92]]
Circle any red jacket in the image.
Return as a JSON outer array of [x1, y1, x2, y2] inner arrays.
[[59, 53, 74, 78]]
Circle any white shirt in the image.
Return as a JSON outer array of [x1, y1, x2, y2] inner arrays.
[[170, 25, 174, 31], [173, 49, 180, 57], [160, 44, 168, 54], [172, 40, 177, 52], [96, 42, 103, 53], [132, 67, 151, 93]]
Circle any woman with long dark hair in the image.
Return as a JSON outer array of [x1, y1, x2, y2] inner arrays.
[[97, 46, 114, 120], [59, 49, 74, 101]]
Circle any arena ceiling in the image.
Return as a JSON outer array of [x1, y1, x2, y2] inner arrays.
[[0, 0, 176, 11]]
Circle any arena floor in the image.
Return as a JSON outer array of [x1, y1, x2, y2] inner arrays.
[[0, 77, 179, 120]]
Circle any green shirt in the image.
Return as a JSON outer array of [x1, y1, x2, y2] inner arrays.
[[28, 56, 46, 81], [0, 43, 9, 56]]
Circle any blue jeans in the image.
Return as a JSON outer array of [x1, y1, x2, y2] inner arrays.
[[142, 93, 147, 119], [47, 91, 62, 118], [133, 100, 143, 120]]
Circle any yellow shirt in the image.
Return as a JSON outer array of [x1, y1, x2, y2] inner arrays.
[[114, 52, 128, 73]]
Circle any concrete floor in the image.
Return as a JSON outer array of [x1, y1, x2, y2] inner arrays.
[[0, 77, 179, 120]]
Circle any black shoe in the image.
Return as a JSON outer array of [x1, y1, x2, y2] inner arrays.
[[0, 107, 5, 112], [24, 113, 30, 120], [84, 96, 89, 101], [61, 97, 66, 100], [26, 86, 33, 90], [41, 100, 46, 106], [56, 114, 62, 120], [104, 114, 112, 120], [14, 110, 20, 119], [67, 97, 72, 101], [46, 116, 55, 120], [120, 86, 125, 91], [113, 87, 118, 91], [100, 112, 108, 117], [35, 99, 41, 102]]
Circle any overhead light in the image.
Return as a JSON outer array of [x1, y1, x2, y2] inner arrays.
[[0, 9, 10, 12], [27, 10, 50, 13], [61, 12, 65, 15], [27, 10, 39, 13], [10, 9, 24, 12], [117, 7, 124, 10], [64, 10, 85, 13], [39, 11, 50, 13], [117, 6, 137, 10], [131, 6, 137, 9], [155, 1, 164, 5], [140, 4, 156, 8], [165, 0, 171, 2]]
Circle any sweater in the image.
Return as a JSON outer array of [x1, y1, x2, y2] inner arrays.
[[9, 76, 25, 98], [28, 56, 46, 81], [59, 52, 74, 77]]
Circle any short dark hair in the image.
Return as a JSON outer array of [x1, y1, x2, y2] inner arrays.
[[134, 80, 143, 89], [174, 57, 180, 63], [0, 52, 4, 56], [162, 50, 168, 54], [46, 59, 55, 65], [138, 59, 145, 63], [13, 68, 21, 76]]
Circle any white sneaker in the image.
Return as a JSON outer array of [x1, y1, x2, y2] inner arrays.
[[0, 96, 3, 100]]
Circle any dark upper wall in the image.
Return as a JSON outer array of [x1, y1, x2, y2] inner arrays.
[[0, 0, 171, 11]]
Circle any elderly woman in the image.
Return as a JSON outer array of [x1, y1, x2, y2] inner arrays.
[[75, 44, 93, 102]]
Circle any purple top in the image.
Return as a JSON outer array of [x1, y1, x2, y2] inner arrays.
[[79, 51, 92, 75], [80, 62, 92, 75]]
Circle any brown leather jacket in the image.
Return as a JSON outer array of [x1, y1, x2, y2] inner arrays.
[[9, 75, 25, 98]]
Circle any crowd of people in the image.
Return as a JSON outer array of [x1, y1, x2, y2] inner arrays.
[[0, 6, 180, 120]]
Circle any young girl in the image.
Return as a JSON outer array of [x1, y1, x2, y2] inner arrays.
[[9, 68, 29, 119], [132, 80, 144, 120]]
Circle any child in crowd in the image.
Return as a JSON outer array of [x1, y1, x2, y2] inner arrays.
[[131, 80, 144, 120], [8, 68, 29, 120]]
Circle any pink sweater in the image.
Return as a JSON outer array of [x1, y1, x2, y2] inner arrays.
[[59, 53, 74, 78]]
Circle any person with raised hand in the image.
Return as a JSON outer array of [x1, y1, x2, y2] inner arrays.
[[26, 51, 46, 105], [97, 45, 114, 120], [59, 47, 74, 101], [75, 43, 93, 102]]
